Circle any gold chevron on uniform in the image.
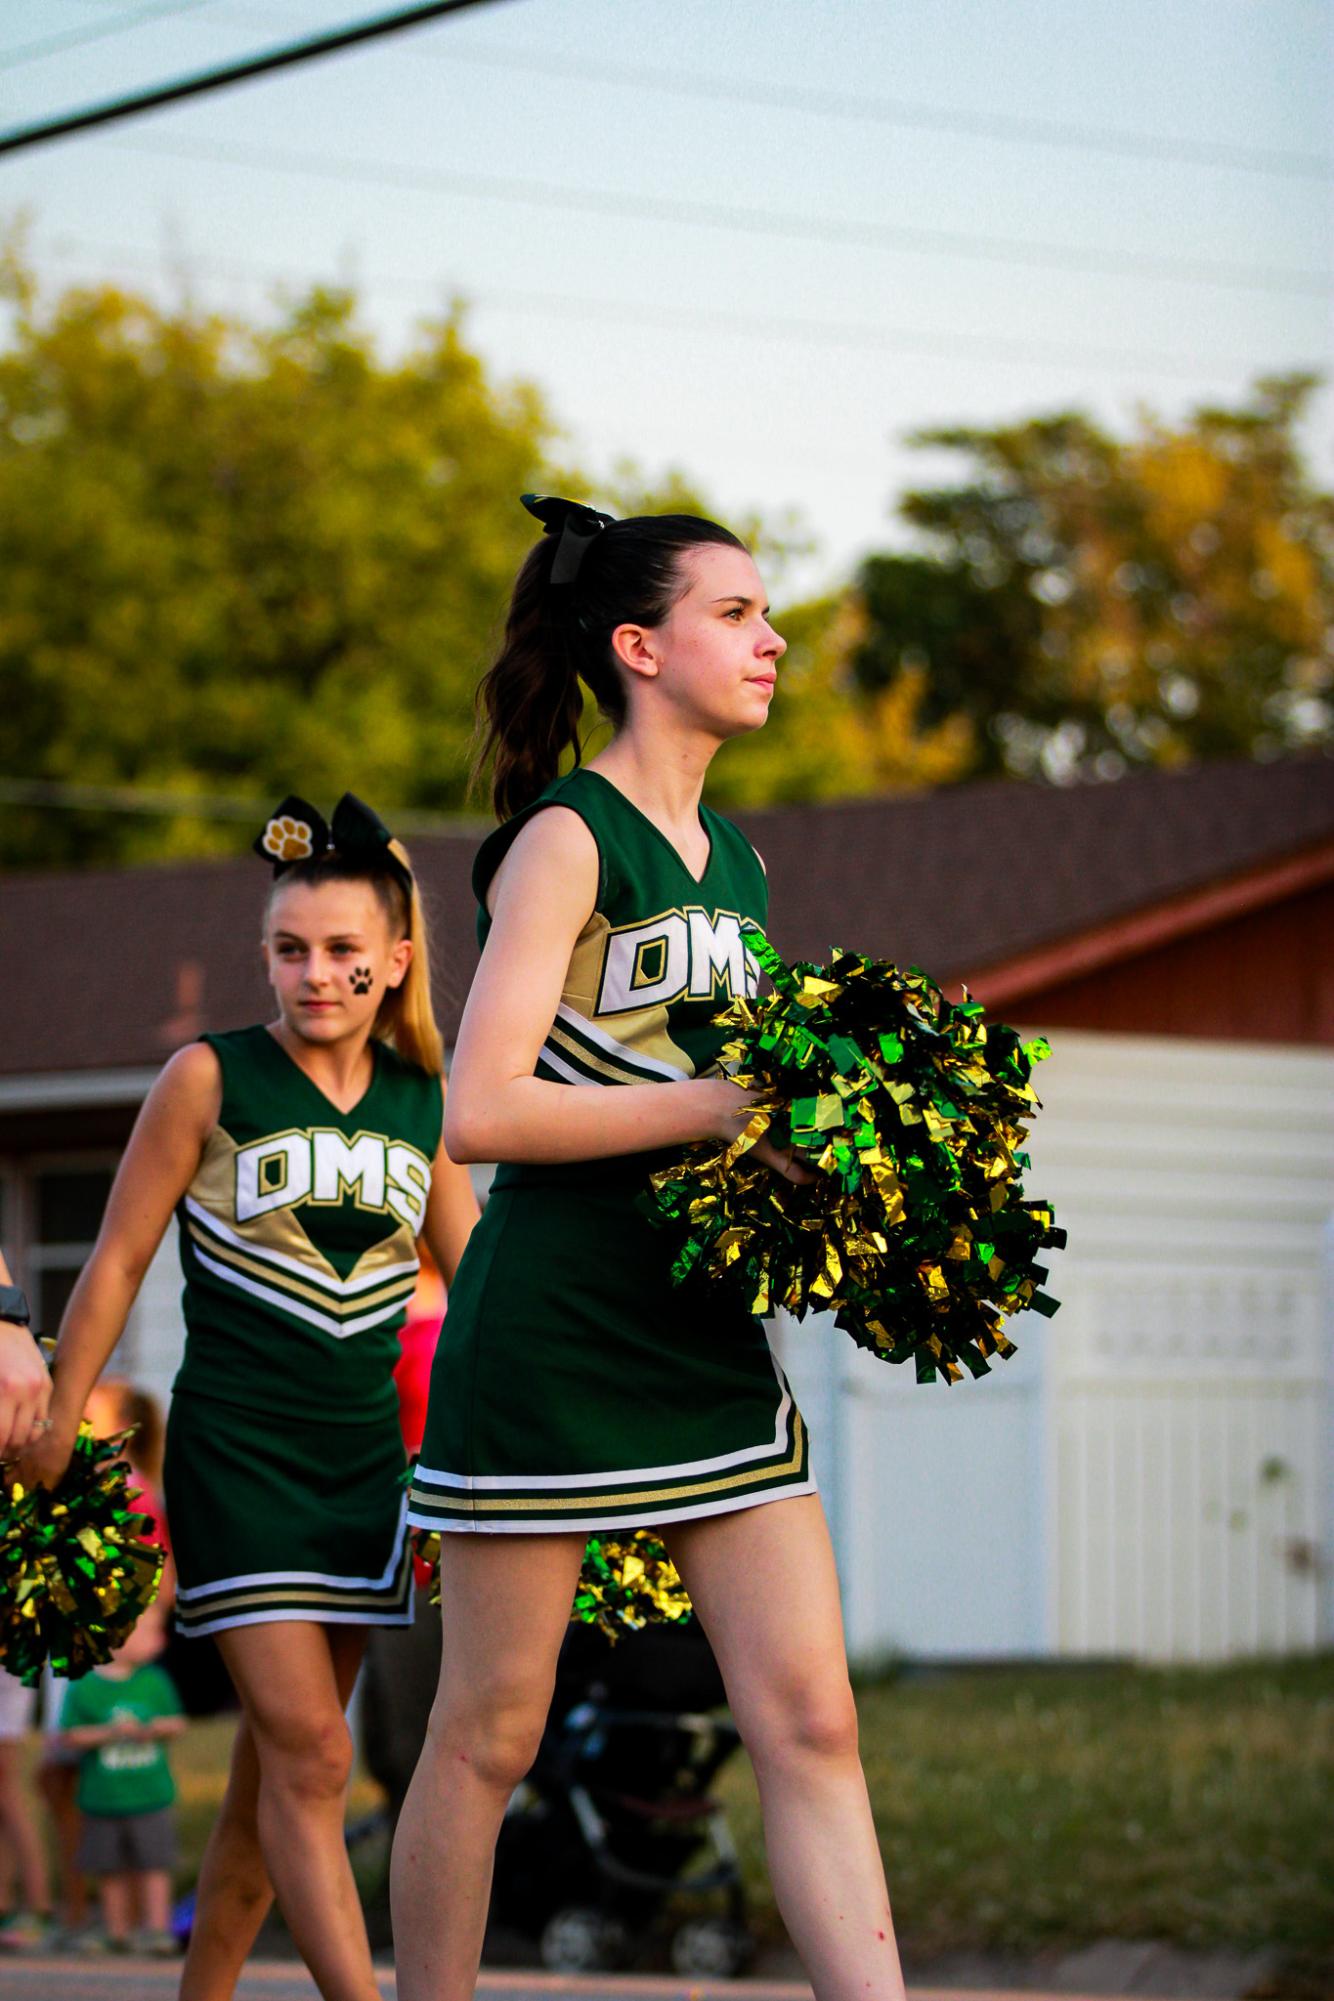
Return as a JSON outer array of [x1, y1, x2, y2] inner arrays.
[[167, 1026, 442, 1635]]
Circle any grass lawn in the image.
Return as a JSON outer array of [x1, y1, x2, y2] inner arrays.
[[39, 1655, 1332, 1971], [714, 1656, 1333, 1964]]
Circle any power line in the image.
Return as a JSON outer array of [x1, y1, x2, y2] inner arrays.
[[419, 38, 1334, 186], [0, 1, 223, 74], [54, 0, 1334, 185], [107, 131, 1333, 302], [0, 0, 520, 157], [27, 235, 1300, 385]]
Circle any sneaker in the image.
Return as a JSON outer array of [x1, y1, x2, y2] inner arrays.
[[49, 1921, 102, 1954], [72, 1927, 117, 1956], [131, 1927, 180, 1958], [0, 1912, 55, 1953]]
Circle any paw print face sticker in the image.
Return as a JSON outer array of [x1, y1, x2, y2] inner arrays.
[[262, 815, 315, 863], [350, 966, 374, 996]]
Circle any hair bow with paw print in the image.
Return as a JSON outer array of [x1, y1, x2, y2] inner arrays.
[[253, 793, 412, 892]]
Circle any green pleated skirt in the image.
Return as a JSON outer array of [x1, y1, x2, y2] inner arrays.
[[407, 1178, 814, 1535], [165, 1390, 413, 1637]]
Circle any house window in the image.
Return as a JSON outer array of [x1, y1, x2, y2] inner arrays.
[[18, 1161, 115, 1339]]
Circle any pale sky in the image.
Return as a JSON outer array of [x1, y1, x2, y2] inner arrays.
[[2, 0, 1330, 599]]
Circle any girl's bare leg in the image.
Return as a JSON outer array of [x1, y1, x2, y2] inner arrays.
[[390, 1534, 586, 2001], [178, 1621, 373, 2001], [177, 1718, 268, 1998], [0, 1743, 51, 1916], [668, 1496, 906, 2001], [37, 1760, 87, 1929]]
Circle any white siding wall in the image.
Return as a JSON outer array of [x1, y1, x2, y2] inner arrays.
[[1036, 1033, 1333, 1662], [794, 1030, 1334, 1666], [119, 1229, 186, 1407], [774, 1308, 1047, 1664]]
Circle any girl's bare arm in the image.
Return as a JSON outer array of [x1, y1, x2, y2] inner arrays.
[[418, 1123, 480, 1285], [444, 809, 753, 1167], [17, 1043, 221, 1489]]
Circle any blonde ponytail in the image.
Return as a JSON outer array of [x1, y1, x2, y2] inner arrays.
[[373, 839, 444, 1077]]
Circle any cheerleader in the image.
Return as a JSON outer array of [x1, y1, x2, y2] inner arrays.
[[392, 499, 906, 2001], [20, 796, 478, 2001]]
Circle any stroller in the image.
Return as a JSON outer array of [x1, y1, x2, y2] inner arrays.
[[488, 1618, 754, 1977]]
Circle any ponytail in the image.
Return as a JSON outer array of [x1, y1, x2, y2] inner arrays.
[[474, 505, 747, 821], [472, 536, 601, 823], [373, 839, 444, 1077]]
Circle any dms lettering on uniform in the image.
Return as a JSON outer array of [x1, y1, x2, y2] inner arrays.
[[234, 1129, 430, 1231], [595, 906, 761, 1015]]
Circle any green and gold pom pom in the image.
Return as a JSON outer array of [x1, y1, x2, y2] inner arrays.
[[643, 926, 1066, 1385], [571, 1531, 692, 1642], [0, 1424, 166, 1687], [416, 1527, 692, 1642]]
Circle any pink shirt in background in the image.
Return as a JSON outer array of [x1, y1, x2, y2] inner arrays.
[[396, 1266, 446, 1590]]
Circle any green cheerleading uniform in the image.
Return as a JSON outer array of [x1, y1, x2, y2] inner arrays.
[[164, 1025, 442, 1637], [408, 767, 814, 1536]]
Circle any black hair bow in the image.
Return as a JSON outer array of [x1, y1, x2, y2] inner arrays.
[[521, 492, 615, 588], [253, 793, 412, 892]]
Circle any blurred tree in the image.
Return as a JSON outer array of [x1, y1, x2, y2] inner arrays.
[[0, 245, 966, 866], [0, 249, 553, 866], [850, 553, 1037, 771], [866, 376, 1334, 781]]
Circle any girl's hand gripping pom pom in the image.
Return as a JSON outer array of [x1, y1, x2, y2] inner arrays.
[[642, 924, 1067, 1386]]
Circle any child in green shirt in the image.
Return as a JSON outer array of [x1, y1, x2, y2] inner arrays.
[[60, 1621, 184, 1956]]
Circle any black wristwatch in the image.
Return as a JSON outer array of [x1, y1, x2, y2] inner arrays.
[[0, 1284, 31, 1328]]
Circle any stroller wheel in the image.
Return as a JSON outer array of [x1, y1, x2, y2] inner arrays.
[[540, 1906, 630, 1973], [670, 1917, 755, 1979]]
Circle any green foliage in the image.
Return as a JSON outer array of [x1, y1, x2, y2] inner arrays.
[[852, 552, 1039, 769], [0, 251, 848, 867], [871, 377, 1334, 781], [0, 257, 554, 866]]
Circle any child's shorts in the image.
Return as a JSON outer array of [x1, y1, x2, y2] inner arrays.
[[77, 1808, 177, 1875]]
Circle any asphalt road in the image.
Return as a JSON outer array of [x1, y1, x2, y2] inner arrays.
[[0, 1966, 826, 2001], [0, 1962, 1100, 2001]]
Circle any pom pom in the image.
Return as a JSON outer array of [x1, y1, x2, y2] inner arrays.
[[571, 1532, 692, 1643], [643, 926, 1066, 1385], [0, 1425, 166, 1687], [415, 1527, 692, 1643]]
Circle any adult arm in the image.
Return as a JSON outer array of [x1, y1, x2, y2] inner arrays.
[[15, 1043, 221, 1491], [0, 1249, 50, 1459]]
